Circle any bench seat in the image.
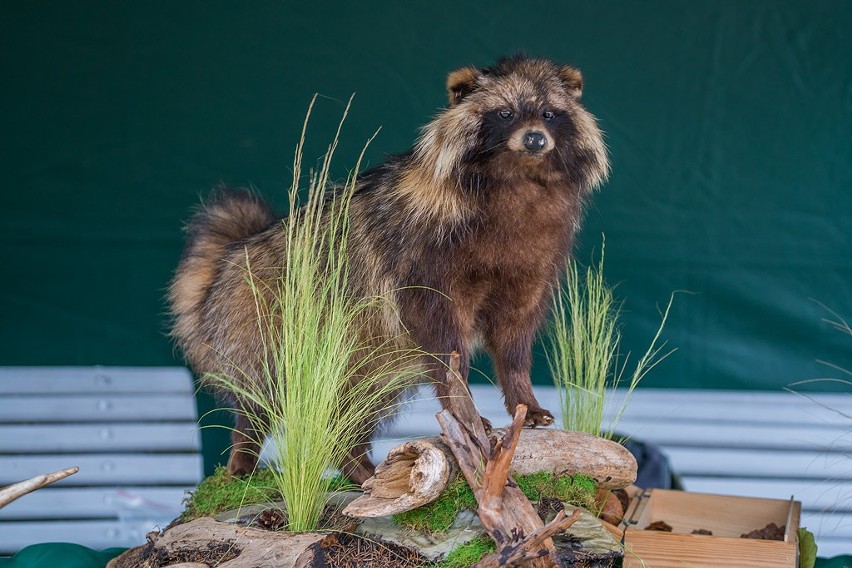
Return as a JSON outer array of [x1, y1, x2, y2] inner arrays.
[[0, 367, 202, 555]]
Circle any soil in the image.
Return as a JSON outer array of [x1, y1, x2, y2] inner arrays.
[[643, 520, 785, 540], [741, 522, 785, 541], [315, 533, 428, 568], [154, 541, 241, 567], [645, 520, 674, 532]]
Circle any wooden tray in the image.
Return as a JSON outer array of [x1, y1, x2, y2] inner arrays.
[[619, 489, 800, 568]]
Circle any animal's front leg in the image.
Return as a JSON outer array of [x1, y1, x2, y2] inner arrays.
[[485, 296, 554, 427], [404, 292, 476, 416]]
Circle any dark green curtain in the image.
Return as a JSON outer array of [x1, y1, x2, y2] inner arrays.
[[2, 1, 850, 395]]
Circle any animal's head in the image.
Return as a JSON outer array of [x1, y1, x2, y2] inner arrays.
[[415, 55, 609, 193]]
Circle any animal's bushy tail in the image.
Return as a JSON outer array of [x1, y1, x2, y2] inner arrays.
[[168, 188, 276, 360]]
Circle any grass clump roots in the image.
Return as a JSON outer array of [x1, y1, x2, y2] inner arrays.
[[206, 96, 424, 532], [546, 238, 676, 439]]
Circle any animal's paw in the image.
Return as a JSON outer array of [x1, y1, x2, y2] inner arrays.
[[226, 453, 257, 478], [524, 406, 555, 428]]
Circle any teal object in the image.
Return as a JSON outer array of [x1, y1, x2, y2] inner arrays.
[[0, 545, 124, 568], [818, 557, 852, 568]]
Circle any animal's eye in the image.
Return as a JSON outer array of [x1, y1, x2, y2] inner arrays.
[[498, 109, 513, 119], [542, 110, 555, 121]]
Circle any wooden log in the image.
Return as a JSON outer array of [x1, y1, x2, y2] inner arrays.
[[343, 438, 458, 517], [107, 517, 328, 568], [0, 466, 79, 509]]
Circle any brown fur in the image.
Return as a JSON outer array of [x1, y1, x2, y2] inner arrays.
[[169, 55, 609, 483]]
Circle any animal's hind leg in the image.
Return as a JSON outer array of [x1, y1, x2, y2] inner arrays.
[[341, 441, 375, 485], [226, 404, 269, 476]]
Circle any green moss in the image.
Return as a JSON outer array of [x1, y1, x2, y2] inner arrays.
[[392, 475, 477, 532], [392, 472, 597, 533], [437, 535, 496, 567], [180, 467, 355, 523], [180, 466, 284, 521], [514, 471, 597, 510]]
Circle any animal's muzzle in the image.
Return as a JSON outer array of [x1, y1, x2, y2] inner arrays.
[[523, 131, 547, 152]]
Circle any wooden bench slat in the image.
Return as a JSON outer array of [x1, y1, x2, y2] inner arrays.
[[682, 476, 852, 512], [392, 386, 852, 429], [612, 418, 851, 452], [663, 447, 852, 479], [802, 512, 852, 539], [0, 394, 197, 423], [0, 454, 203, 486], [0, 487, 189, 520], [808, 539, 851, 560], [0, 367, 195, 395], [0, 423, 200, 453]]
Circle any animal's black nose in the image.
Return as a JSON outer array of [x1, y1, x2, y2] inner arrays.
[[523, 131, 547, 152]]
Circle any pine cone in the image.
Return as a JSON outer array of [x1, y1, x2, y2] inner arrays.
[[253, 508, 286, 531]]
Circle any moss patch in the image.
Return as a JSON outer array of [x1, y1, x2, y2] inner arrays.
[[515, 471, 597, 510], [180, 467, 355, 523], [437, 535, 496, 567], [393, 472, 597, 533], [392, 475, 477, 532], [180, 466, 284, 522]]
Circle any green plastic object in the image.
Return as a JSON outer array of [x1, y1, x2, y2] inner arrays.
[[0, 544, 124, 568]]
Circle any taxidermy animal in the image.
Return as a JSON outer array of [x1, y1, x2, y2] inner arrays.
[[169, 55, 609, 484]]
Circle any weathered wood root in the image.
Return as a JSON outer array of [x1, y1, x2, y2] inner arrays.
[[436, 352, 581, 568], [343, 437, 458, 517], [107, 517, 328, 568]]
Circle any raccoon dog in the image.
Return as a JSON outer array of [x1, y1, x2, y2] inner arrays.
[[169, 55, 609, 484]]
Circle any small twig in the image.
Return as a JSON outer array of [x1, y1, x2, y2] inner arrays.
[[0, 467, 79, 509]]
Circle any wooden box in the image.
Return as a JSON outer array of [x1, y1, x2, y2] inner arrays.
[[619, 489, 800, 568]]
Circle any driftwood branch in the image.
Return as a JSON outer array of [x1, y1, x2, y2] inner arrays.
[[436, 352, 580, 568], [476, 508, 582, 568], [346, 356, 637, 519], [0, 466, 79, 509]]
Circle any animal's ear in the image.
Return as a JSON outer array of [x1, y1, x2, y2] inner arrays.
[[446, 66, 481, 105], [558, 66, 583, 98]]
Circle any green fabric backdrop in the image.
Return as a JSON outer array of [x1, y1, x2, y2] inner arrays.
[[2, 3, 850, 394]]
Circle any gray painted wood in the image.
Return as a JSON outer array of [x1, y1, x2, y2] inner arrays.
[[0, 366, 195, 394], [0, 394, 197, 422], [0, 487, 188, 520], [0, 454, 203, 486], [0, 366, 204, 555], [681, 477, 852, 512], [0, 423, 201, 453]]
